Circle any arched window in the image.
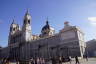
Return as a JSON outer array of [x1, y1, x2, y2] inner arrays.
[[13, 28, 15, 31], [28, 20, 30, 24]]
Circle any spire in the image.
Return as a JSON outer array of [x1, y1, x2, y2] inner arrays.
[[11, 16, 17, 24], [46, 17, 49, 25], [25, 8, 30, 15], [24, 9, 31, 21], [12, 19, 15, 24], [46, 21, 49, 25]]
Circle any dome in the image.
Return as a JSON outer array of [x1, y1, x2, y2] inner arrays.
[[41, 21, 50, 31], [41, 20, 55, 36], [50, 27, 55, 31]]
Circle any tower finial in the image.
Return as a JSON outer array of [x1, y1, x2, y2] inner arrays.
[[25, 8, 29, 15], [46, 17, 49, 25], [12, 18, 15, 24], [47, 17, 48, 21], [12, 16, 16, 24], [24, 8, 31, 21]]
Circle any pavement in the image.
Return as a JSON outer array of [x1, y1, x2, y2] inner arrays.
[[0, 58, 96, 64], [62, 58, 96, 64]]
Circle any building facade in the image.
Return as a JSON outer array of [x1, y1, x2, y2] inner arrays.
[[0, 11, 86, 62], [85, 39, 96, 57]]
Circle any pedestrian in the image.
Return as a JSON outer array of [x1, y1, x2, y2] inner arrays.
[[75, 56, 80, 64], [34, 58, 37, 64], [85, 55, 88, 61], [39, 58, 42, 64], [59, 57, 62, 64], [30, 58, 34, 64], [69, 56, 71, 64], [37, 57, 40, 64], [42, 58, 45, 64]]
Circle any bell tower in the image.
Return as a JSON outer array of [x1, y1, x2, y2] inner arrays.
[[22, 10, 32, 42], [8, 19, 20, 45]]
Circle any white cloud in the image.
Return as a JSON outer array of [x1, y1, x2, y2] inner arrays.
[[88, 17, 96, 26]]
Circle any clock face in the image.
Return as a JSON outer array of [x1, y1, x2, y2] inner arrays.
[[61, 31, 76, 40]]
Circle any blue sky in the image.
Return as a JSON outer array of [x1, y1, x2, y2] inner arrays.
[[0, 0, 96, 47]]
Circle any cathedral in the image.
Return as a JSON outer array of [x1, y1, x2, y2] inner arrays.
[[0, 10, 86, 62]]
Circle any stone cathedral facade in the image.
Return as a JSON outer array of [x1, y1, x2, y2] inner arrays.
[[0, 11, 86, 61]]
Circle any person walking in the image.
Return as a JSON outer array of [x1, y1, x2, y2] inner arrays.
[[75, 56, 80, 64], [34, 58, 37, 64], [69, 56, 71, 64], [37, 58, 40, 64], [59, 57, 62, 64], [42, 58, 45, 64], [39, 58, 42, 64], [85, 55, 88, 61], [30, 58, 34, 64]]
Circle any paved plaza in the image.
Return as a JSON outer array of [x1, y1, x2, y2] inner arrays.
[[62, 58, 96, 64]]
